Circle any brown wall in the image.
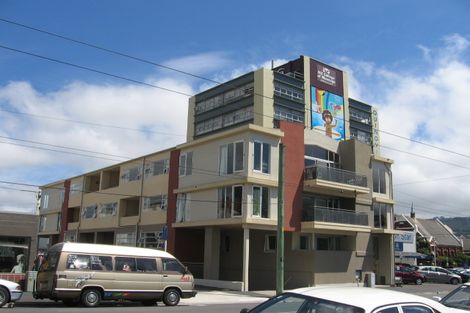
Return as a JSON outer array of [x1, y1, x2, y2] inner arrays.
[[167, 149, 180, 254], [279, 121, 305, 231]]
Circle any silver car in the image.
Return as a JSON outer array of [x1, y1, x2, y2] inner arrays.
[[0, 278, 23, 307], [417, 265, 462, 284]]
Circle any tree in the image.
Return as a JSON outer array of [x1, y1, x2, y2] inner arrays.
[[416, 236, 431, 255]]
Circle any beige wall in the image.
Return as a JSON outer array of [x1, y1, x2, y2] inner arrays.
[[253, 69, 274, 128], [68, 177, 84, 208], [41, 183, 64, 213]]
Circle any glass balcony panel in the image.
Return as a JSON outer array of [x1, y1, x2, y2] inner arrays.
[[302, 206, 369, 226]]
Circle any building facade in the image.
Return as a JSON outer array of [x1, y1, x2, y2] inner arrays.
[[38, 56, 397, 290]]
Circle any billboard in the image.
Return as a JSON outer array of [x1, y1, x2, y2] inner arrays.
[[311, 87, 345, 140], [310, 59, 344, 96]]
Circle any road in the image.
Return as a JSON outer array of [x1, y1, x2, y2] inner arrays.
[[9, 284, 459, 313]]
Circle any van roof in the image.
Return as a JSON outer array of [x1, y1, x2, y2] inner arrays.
[[50, 242, 175, 259]]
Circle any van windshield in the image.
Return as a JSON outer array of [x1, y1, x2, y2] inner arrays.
[[40, 251, 60, 272]]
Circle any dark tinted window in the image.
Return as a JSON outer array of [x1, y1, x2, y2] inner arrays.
[[402, 306, 434, 313], [377, 307, 400, 313], [136, 258, 157, 272], [162, 258, 185, 273]]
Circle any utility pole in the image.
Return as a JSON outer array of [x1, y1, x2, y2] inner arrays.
[[276, 143, 285, 295]]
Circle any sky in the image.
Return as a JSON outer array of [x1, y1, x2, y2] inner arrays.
[[1, 0, 470, 219]]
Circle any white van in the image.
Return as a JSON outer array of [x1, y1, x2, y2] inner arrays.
[[33, 242, 196, 307]]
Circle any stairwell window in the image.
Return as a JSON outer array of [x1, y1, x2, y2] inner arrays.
[[179, 152, 193, 176], [253, 186, 269, 218], [254, 142, 270, 174], [218, 186, 243, 218], [176, 193, 190, 222], [219, 141, 244, 175], [264, 235, 277, 252]]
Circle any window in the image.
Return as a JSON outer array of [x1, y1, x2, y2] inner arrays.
[[401, 306, 434, 313], [376, 307, 400, 313], [373, 162, 391, 195], [219, 142, 244, 175], [40, 251, 60, 272], [254, 142, 270, 174], [292, 233, 311, 251], [64, 232, 76, 242], [39, 216, 47, 232], [265, 235, 277, 252], [70, 182, 82, 195], [195, 106, 254, 136], [98, 202, 117, 217], [373, 203, 390, 228], [136, 258, 157, 272], [121, 166, 142, 182], [81, 205, 97, 219], [143, 195, 167, 211], [253, 186, 269, 218], [116, 232, 136, 246], [162, 258, 186, 273], [66, 254, 112, 271], [316, 236, 342, 251], [144, 159, 169, 178], [274, 106, 305, 123], [176, 193, 190, 222], [139, 231, 165, 249], [274, 82, 304, 102], [218, 186, 243, 218], [116, 257, 136, 272], [179, 152, 193, 176], [41, 192, 49, 209]]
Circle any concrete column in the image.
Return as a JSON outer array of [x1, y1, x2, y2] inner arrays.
[[242, 227, 250, 291], [203, 227, 220, 280]]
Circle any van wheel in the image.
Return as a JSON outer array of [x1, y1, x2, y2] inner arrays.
[[81, 289, 101, 307], [0, 286, 10, 307], [163, 288, 180, 306]]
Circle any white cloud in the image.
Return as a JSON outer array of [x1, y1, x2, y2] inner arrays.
[[339, 34, 470, 218]]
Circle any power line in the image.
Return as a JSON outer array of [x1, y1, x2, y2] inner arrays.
[[0, 135, 132, 160], [2, 40, 469, 165], [0, 44, 192, 97], [0, 17, 221, 85], [0, 108, 186, 138], [395, 174, 470, 186]]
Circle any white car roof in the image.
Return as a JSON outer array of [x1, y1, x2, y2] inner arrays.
[[292, 286, 448, 312]]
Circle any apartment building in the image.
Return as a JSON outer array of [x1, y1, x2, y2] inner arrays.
[[38, 55, 397, 290]]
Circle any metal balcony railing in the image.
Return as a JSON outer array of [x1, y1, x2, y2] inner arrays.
[[304, 165, 367, 188], [303, 206, 369, 226]]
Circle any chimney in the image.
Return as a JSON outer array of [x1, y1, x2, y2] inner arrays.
[[410, 203, 416, 220]]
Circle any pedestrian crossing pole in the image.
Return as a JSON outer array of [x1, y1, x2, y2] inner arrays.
[[276, 143, 285, 295]]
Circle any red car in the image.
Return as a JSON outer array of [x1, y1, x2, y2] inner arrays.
[[395, 265, 425, 285]]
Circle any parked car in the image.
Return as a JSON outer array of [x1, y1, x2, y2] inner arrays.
[[239, 286, 449, 313], [417, 266, 462, 284], [435, 282, 470, 312], [449, 269, 470, 283], [0, 278, 23, 307], [395, 265, 425, 285]]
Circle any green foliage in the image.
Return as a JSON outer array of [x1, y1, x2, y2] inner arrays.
[[416, 237, 431, 255]]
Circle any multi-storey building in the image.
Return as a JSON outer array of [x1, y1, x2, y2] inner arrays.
[[38, 55, 396, 290]]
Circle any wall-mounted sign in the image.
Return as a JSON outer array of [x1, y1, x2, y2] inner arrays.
[[310, 59, 344, 96], [311, 87, 345, 141], [394, 232, 415, 243]]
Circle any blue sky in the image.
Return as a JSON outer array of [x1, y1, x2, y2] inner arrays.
[[1, 0, 470, 218]]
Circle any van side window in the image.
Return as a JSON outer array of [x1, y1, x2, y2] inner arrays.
[[136, 258, 157, 272], [115, 257, 136, 272], [162, 258, 185, 274], [91, 255, 113, 271], [66, 254, 91, 270]]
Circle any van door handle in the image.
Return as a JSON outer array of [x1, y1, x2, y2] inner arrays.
[[163, 275, 168, 277]]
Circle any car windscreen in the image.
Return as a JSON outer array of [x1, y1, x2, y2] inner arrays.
[[247, 293, 365, 313], [441, 285, 470, 311]]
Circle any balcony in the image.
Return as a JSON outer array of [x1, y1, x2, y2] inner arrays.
[[302, 206, 370, 233], [304, 165, 369, 195], [303, 206, 368, 225]]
